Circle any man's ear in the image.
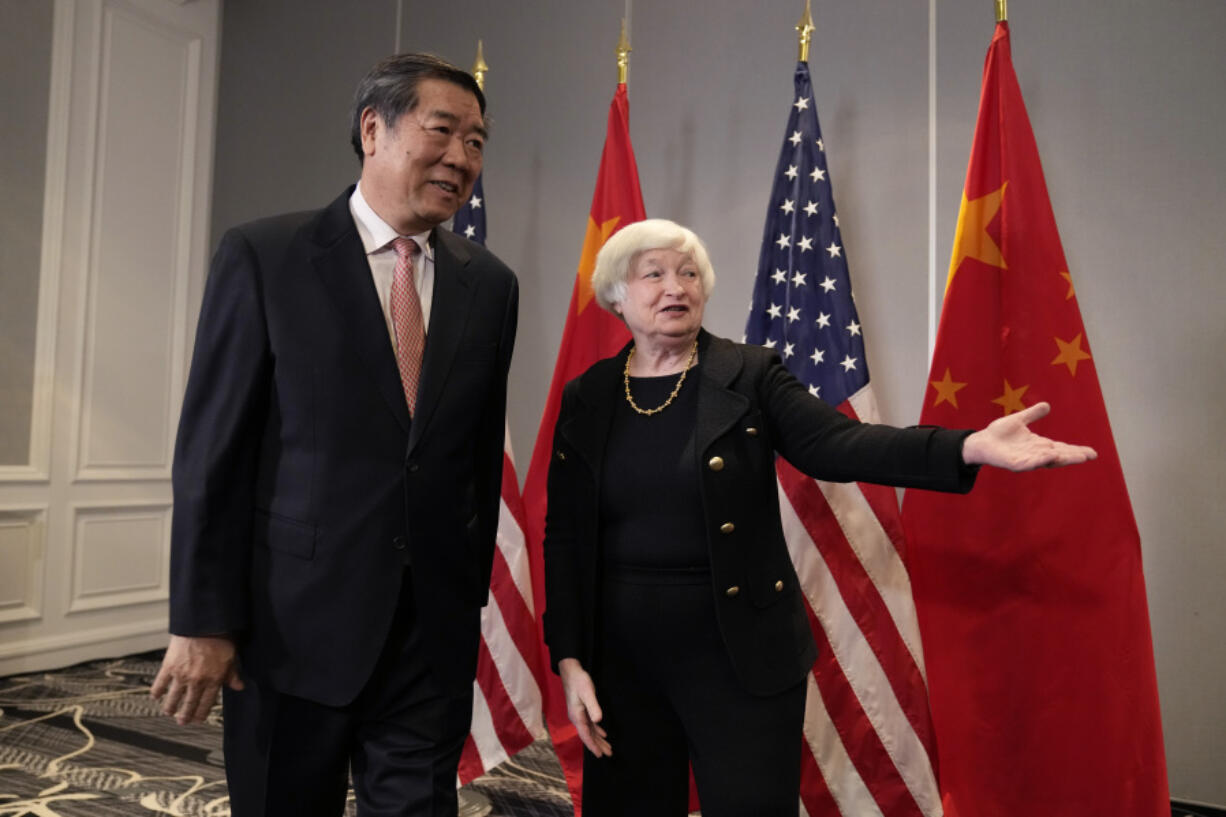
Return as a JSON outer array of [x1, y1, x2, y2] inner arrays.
[[359, 107, 381, 157]]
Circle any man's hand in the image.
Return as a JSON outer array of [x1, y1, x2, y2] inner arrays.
[[962, 402, 1097, 471], [151, 634, 243, 725], [558, 658, 612, 757]]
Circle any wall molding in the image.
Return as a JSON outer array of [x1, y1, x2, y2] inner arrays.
[[0, 616, 167, 663], [67, 501, 171, 614], [70, 0, 200, 482], [0, 505, 48, 624]]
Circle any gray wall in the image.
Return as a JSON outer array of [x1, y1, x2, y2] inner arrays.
[[208, 0, 1226, 803]]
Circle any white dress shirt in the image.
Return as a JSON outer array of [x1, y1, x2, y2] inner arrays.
[[348, 183, 435, 349]]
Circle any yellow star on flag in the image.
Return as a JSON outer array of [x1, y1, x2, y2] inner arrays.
[[1051, 333, 1093, 376], [946, 182, 1008, 292], [576, 216, 622, 313], [930, 367, 968, 409], [1059, 270, 1076, 300], [990, 378, 1029, 415]]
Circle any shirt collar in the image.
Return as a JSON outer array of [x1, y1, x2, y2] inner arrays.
[[350, 182, 434, 261]]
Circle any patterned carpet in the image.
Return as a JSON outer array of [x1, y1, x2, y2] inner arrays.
[[0, 651, 572, 816], [6, 654, 1216, 817]]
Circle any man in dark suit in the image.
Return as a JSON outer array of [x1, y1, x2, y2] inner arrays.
[[151, 54, 518, 817]]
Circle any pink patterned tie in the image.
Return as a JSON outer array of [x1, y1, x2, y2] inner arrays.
[[389, 237, 425, 414]]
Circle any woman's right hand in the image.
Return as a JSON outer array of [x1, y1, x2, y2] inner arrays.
[[558, 658, 612, 757]]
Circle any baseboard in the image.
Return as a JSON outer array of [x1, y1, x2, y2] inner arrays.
[[0, 623, 168, 677], [1174, 799, 1226, 817]]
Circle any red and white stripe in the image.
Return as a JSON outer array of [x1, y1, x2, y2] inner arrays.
[[457, 426, 547, 784], [780, 387, 942, 817]]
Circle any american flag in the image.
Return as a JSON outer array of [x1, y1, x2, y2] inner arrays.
[[451, 177, 548, 783], [452, 175, 486, 243], [744, 62, 943, 817]]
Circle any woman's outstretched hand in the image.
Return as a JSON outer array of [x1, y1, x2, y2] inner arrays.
[[962, 402, 1097, 472], [559, 658, 612, 757]]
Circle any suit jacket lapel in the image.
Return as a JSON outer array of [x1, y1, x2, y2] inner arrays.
[[407, 228, 474, 453], [310, 188, 411, 434], [558, 347, 627, 482], [695, 330, 750, 457]]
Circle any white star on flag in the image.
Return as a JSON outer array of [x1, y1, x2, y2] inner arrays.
[[767, 303, 782, 319], [840, 354, 857, 372], [780, 198, 795, 214], [820, 277, 836, 293], [810, 348, 824, 365], [816, 311, 831, 328], [798, 235, 814, 252], [787, 307, 801, 323], [826, 242, 842, 258], [785, 165, 799, 180], [847, 321, 862, 337], [789, 130, 803, 146], [776, 233, 791, 249], [784, 342, 795, 358], [793, 96, 809, 111], [772, 268, 788, 285], [792, 271, 807, 287], [803, 201, 819, 217], [470, 195, 482, 209]]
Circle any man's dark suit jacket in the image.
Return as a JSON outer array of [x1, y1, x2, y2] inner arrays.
[[543, 329, 975, 697], [169, 187, 518, 706]]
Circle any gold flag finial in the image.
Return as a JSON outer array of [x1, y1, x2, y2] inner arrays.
[[472, 39, 488, 91], [797, 0, 815, 62], [616, 17, 632, 85], [996, 0, 1007, 22]]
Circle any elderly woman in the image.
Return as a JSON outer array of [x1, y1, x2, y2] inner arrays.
[[542, 219, 1094, 817]]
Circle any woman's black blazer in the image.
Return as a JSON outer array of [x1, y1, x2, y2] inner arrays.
[[542, 329, 977, 696]]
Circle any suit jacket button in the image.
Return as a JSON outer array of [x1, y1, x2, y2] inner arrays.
[[719, 522, 735, 534], [392, 536, 407, 550], [775, 580, 785, 592], [745, 426, 759, 436], [725, 586, 740, 597], [407, 462, 419, 473], [707, 456, 725, 471]]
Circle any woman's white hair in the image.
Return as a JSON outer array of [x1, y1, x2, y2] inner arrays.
[[591, 219, 716, 313]]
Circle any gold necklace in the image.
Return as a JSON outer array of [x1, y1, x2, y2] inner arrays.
[[623, 339, 699, 416]]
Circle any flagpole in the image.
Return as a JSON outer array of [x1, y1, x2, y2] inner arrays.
[[797, 0, 814, 62], [927, 0, 938, 365], [471, 38, 488, 91], [521, 19, 646, 812], [616, 17, 631, 84], [996, 0, 1007, 22]]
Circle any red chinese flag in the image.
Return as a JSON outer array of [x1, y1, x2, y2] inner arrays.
[[521, 83, 645, 814], [901, 22, 1168, 817]]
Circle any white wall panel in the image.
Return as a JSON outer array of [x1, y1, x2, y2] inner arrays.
[[0, 0, 218, 678], [0, 3, 70, 483], [75, 0, 199, 479], [69, 502, 170, 612], [0, 508, 47, 624]]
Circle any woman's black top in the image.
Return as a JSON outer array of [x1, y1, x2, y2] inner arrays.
[[598, 370, 709, 571]]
